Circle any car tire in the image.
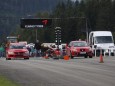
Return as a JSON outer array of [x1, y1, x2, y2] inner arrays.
[[70, 52, 74, 59], [89, 56, 93, 58], [84, 55, 88, 58], [111, 53, 114, 56], [6, 58, 11, 60], [24, 58, 29, 60]]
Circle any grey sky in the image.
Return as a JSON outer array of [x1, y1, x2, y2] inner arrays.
[[71, 0, 80, 2]]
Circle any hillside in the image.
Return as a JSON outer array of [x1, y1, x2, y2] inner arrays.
[[0, 0, 66, 40]]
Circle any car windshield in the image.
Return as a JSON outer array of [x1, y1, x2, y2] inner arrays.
[[10, 45, 25, 49], [95, 36, 113, 43], [73, 42, 88, 47]]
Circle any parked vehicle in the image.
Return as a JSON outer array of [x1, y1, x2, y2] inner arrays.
[[6, 43, 29, 60], [89, 31, 115, 56], [66, 41, 93, 59]]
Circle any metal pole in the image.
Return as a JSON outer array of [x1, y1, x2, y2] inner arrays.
[[86, 18, 88, 43], [36, 29, 37, 41], [95, 48, 97, 57]]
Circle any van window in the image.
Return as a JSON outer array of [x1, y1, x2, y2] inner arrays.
[[95, 36, 113, 43]]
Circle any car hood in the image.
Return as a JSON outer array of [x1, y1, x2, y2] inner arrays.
[[71, 47, 90, 49], [8, 49, 28, 52]]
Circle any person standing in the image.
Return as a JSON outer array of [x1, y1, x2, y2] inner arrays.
[[0, 45, 5, 58], [34, 40, 41, 57]]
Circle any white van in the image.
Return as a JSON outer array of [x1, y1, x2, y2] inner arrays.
[[89, 31, 115, 56]]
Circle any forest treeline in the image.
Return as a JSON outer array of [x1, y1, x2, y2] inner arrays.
[[0, 0, 66, 42], [1, 0, 115, 43]]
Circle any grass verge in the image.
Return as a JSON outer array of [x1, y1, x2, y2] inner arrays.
[[0, 75, 19, 86]]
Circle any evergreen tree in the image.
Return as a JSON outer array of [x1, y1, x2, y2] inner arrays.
[[96, 0, 112, 30]]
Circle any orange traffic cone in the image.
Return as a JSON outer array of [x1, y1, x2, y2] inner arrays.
[[99, 54, 104, 63], [64, 55, 70, 60], [45, 54, 49, 59], [45, 56, 49, 59]]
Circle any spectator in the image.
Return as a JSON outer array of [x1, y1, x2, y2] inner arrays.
[[34, 40, 41, 57], [26, 46, 31, 56], [30, 46, 35, 57], [0, 45, 5, 58]]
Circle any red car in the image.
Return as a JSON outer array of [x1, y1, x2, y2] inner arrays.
[[66, 41, 93, 59], [6, 43, 29, 60]]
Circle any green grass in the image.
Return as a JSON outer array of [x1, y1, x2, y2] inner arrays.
[[0, 75, 19, 86]]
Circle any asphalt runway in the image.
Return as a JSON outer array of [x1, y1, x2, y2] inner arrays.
[[0, 56, 115, 86]]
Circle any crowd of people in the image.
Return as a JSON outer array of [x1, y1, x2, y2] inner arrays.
[[27, 40, 57, 58], [0, 39, 66, 58], [26, 40, 66, 58]]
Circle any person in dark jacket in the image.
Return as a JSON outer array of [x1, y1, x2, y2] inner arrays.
[[34, 40, 41, 57]]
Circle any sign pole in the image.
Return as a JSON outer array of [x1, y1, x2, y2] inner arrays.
[[36, 29, 37, 41]]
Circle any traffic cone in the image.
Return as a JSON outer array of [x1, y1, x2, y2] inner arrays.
[[45, 56, 49, 59], [64, 55, 69, 60], [99, 54, 104, 63], [45, 54, 49, 59]]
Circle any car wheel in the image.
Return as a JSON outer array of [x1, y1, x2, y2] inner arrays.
[[96, 52, 100, 57], [70, 52, 74, 59], [6, 58, 11, 60], [89, 56, 93, 58], [111, 53, 114, 56], [24, 58, 29, 60], [84, 55, 88, 58]]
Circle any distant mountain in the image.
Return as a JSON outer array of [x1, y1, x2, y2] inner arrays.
[[0, 0, 66, 41]]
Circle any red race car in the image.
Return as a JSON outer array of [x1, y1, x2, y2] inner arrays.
[[66, 41, 93, 59], [6, 43, 29, 60]]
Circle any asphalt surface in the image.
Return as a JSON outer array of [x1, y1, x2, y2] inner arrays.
[[0, 56, 115, 86]]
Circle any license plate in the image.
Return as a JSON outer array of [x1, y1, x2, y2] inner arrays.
[[80, 52, 86, 54]]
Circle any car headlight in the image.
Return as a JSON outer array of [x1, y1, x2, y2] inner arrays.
[[25, 51, 29, 54], [8, 51, 14, 55], [72, 48, 77, 52], [23, 51, 29, 56], [96, 47, 102, 49], [89, 48, 92, 51], [109, 46, 115, 48]]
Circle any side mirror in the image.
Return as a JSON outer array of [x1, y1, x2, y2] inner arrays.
[[94, 45, 97, 48], [23, 47, 27, 49]]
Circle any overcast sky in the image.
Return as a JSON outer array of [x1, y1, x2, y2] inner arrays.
[[71, 0, 76, 1], [71, 0, 80, 2]]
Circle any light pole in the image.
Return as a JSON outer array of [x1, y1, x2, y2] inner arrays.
[[36, 29, 37, 41], [85, 18, 88, 43]]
